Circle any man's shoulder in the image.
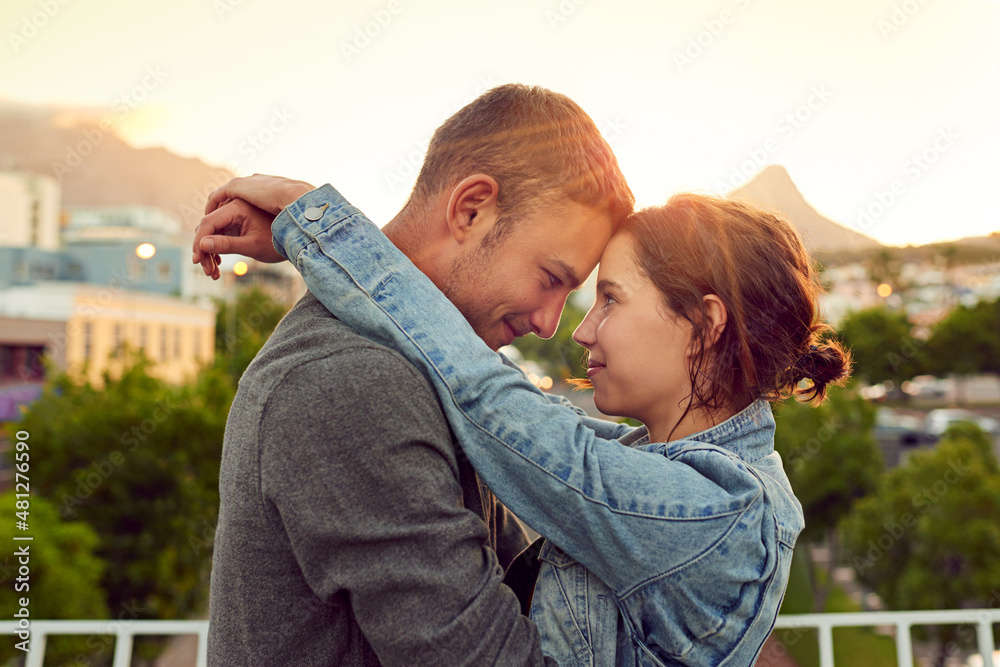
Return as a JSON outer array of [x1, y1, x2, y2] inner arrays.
[[244, 291, 430, 399]]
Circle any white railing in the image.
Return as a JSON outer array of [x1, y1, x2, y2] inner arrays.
[[773, 609, 1000, 667], [0, 619, 208, 667], [0, 610, 997, 666]]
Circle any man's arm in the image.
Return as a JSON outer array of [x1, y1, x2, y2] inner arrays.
[[260, 347, 548, 666]]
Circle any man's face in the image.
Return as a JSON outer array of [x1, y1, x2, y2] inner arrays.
[[441, 200, 615, 351]]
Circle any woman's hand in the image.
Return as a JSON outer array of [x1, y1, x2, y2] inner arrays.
[[192, 174, 315, 279], [193, 198, 283, 279]]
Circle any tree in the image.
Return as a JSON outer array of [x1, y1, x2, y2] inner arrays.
[[214, 286, 289, 383], [866, 247, 903, 292], [838, 307, 924, 387], [17, 355, 233, 625], [0, 492, 108, 665], [511, 298, 590, 380], [840, 422, 1000, 665], [772, 387, 884, 611], [923, 296, 1000, 395]]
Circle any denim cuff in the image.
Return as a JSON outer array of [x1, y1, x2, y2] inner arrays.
[[272, 183, 366, 263]]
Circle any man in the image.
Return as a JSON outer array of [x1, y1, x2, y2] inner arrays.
[[195, 84, 633, 666]]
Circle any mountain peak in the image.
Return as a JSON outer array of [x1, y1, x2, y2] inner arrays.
[[727, 165, 882, 258]]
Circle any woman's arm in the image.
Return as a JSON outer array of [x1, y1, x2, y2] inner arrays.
[[271, 185, 763, 593]]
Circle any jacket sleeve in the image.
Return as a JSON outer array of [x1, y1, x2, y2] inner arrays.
[[271, 185, 764, 594]]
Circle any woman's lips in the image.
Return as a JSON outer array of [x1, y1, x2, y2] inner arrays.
[[585, 363, 605, 377]]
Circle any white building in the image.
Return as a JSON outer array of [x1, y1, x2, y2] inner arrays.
[[0, 170, 61, 250]]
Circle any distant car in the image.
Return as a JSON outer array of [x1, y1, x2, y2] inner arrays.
[[875, 408, 926, 447], [923, 409, 1000, 438], [901, 375, 950, 400], [861, 381, 908, 403]]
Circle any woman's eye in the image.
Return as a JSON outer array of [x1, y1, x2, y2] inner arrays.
[[602, 292, 617, 308]]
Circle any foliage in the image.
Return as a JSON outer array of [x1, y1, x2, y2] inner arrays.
[[840, 422, 1000, 659], [511, 298, 590, 380], [838, 306, 924, 386], [923, 295, 1000, 378], [214, 286, 288, 383], [0, 491, 108, 665], [866, 248, 904, 291], [773, 386, 883, 544], [772, 386, 883, 612], [15, 354, 233, 624]]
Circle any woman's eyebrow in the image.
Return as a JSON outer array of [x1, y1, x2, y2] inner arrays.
[[596, 279, 622, 292]]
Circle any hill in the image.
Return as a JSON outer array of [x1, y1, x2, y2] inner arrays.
[[0, 100, 232, 229], [727, 165, 883, 264]]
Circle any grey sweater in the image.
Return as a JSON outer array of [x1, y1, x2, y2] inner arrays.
[[208, 293, 547, 666]]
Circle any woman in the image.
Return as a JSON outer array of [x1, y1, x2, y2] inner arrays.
[[268, 188, 849, 665]]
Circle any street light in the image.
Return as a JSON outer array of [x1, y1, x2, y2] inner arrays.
[[136, 243, 156, 259]]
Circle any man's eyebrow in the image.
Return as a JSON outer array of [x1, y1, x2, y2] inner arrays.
[[552, 259, 582, 289]]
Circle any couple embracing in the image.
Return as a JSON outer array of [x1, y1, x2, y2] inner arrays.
[[194, 84, 850, 666]]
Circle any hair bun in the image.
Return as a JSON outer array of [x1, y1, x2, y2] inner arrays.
[[793, 340, 852, 402]]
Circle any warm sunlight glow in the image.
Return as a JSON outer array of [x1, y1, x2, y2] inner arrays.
[[135, 243, 156, 259], [233, 261, 249, 276], [877, 283, 893, 298]]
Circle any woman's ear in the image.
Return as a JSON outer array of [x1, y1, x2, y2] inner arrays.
[[702, 294, 728, 349], [445, 174, 500, 244]]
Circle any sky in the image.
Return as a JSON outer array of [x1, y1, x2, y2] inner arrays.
[[1, 0, 998, 247]]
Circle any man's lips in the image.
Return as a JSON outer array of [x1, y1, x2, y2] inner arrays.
[[501, 319, 531, 346], [501, 320, 517, 346]]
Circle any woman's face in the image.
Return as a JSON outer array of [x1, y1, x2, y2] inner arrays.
[[572, 232, 694, 437]]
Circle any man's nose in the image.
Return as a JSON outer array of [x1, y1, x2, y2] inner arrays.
[[530, 295, 567, 340]]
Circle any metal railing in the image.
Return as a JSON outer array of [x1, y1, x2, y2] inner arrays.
[[0, 609, 997, 666], [773, 609, 1000, 667], [0, 619, 208, 667]]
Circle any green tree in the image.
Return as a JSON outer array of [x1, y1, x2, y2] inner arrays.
[[0, 492, 109, 665], [511, 299, 589, 380], [840, 422, 1000, 665], [772, 387, 883, 611], [18, 354, 233, 624], [923, 297, 1000, 399], [838, 307, 924, 387], [866, 247, 903, 291], [214, 286, 289, 383]]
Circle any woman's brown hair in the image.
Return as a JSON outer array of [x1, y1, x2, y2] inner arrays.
[[617, 194, 851, 422]]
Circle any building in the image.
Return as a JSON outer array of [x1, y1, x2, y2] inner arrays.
[[0, 170, 61, 251], [0, 282, 215, 391]]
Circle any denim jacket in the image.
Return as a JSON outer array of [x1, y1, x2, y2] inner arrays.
[[271, 185, 805, 667]]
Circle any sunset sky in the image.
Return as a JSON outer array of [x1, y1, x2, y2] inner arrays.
[[2, 0, 998, 246]]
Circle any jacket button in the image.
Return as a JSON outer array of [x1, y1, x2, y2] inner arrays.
[[304, 206, 324, 221]]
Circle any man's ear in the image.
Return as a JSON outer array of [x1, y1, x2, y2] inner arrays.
[[702, 294, 728, 349], [445, 174, 500, 244]]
